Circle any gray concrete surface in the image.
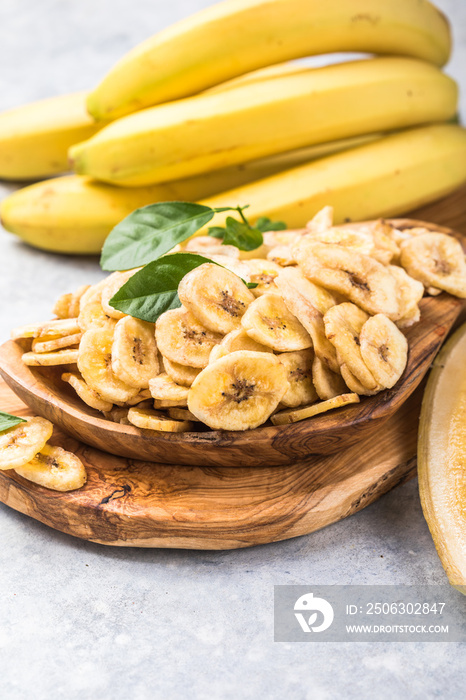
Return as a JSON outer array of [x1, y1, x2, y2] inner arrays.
[[0, 1, 464, 698]]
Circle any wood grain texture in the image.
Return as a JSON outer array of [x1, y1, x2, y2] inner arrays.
[[0, 377, 420, 549], [0, 217, 463, 467]]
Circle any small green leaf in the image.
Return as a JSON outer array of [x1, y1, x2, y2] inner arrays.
[[255, 216, 287, 232], [207, 226, 226, 240], [247, 282, 259, 289], [0, 411, 26, 433], [100, 202, 217, 271], [223, 217, 263, 251]]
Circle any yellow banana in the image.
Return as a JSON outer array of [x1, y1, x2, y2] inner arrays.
[[0, 92, 102, 181], [0, 135, 377, 254], [202, 124, 466, 230], [86, 0, 451, 120], [71, 58, 457, 187]]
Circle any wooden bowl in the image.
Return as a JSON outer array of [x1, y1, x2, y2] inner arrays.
[[0, 219, 464, 468]]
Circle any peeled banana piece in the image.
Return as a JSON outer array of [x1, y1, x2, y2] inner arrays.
[[86, 0, 451, 119], [73, 58, 457, 186], [0, 92, 102, 181]]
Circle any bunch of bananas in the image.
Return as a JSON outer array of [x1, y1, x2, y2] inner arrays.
[[1, 0, 466, 254]]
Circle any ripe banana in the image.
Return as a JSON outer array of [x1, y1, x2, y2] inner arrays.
[[72, 58, 457, 186], [0, 136, 373, 254], [0, 92, 102, 181], [86, 0, 451, 119], [202, 124, 466, 232]]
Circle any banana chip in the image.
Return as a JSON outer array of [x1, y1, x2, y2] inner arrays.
[[15, 444, 87, 492], [184, 236, 240, 259], [188, 351, 288, 430], [149, 373, 189, 405], [22, 349, 79, 366], [62, 372, 113, 412], [0, 416, 53, 471], [271, 393, 360, 425], [312, 356, 348, 400], [359, 314, 408, 389], [32, 332, 82, 354], [53, 285, 90, 319], [12, 318, 80, 341], [278, 349, 318, 408], [339, 362, 381, 396], [244, 258, 283, 297], [209, 329, 273, 363], [400, 233, 466, 298], [112, 316, 158, 389], [162, 356, 201, 387], [156, 307, 222, 368], [78, 328, 138, 404], [241, 293, 312, 352], [128, 406, 193, 432], [178, 263, 254, 334], [101, 270, 138, 320], [306, 206, 334, 233], [323, 303, 377, 390], [266, 245, 296, 267], [294, 240, 401, 320], [167, 407, 201, 422], [387, 265, 424, 329], [78, 301, 118, 332]]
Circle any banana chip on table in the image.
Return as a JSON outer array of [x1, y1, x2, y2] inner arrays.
[[241, 292, 312, 352], [312, 356, 348, 401], [209, 329, 273, 363], [149, 373, 189, 406], [156, 307, 223, 368], [188, 351, 288, 431], [243, 258, 283, 297], [277, 349, 318, 408], [178, 263, 254, 334], [271, 393, 360, 425], [111, 316, 158, 389], [323, 303, 379, 391], [359, 314, 408, 389], [293, 240, 401, 320], [15, 444, 87, 492], [400, 232, 466, 298], [78, 328, 138, 404], [0, 416, 53, 470], [128, 406, 193, 433], [162, 356, 201, 387], [275, 266, 340, 373], [62, 372, 113, 412]]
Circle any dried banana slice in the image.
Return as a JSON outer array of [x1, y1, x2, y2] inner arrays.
[[149, 373, 189, 406], [307, 227, 375, 256], [22, 349, 79, 366], [209, 329, 274, 363], [184, 236, 240, 259], [312, 356, 348, 401], [263, 230, 304, 248], [271, 393, 360, 425], [387, 265, 424, 329], [178, 263, 254, 334], [266, 246, 295, 267], [78, 278, 107, 311], [32, 332, 82, 354], [244, 258, 283, 297], [306, 206, 334, 233], [128, 407, 193, 433], [359, 314, 408, 389], [123, 391, 152, 406], [53, 285, 90, 319], [369, 220, 400, 265], [111, 316, 158, 389], [101, 270, 139, 320], [62, 372, 113, 412], [323, 303, 377, 390], [167, 407, 201, 422], [339, 363, 381, 396], [78, 328, 138, 404], [275, 267, 339, 372], [15, 444, 87, 491], [241, 293, 312, 352], [206, 255, 251, 281], [400, 233, 466, 298], [188, 350, 288, 430], [0, 416, 53, 471], [78, 301, 118, 332], [294, 241, 401, 320], [11, 318, 80, 341], [162, 356, 201, 387], [103, 406, 130, 423], [156, 307, 222, 368], [278, 349, 318, 408]]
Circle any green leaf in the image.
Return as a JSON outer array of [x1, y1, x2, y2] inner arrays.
[[100, 202, 217, 271], [254, 216, 287, 232], [0, 411, 26, 433], [207, 226, 226, 240], [222, 217, 263, 251]]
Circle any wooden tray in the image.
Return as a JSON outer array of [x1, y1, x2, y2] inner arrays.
[[0, 377, 420, 549]]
